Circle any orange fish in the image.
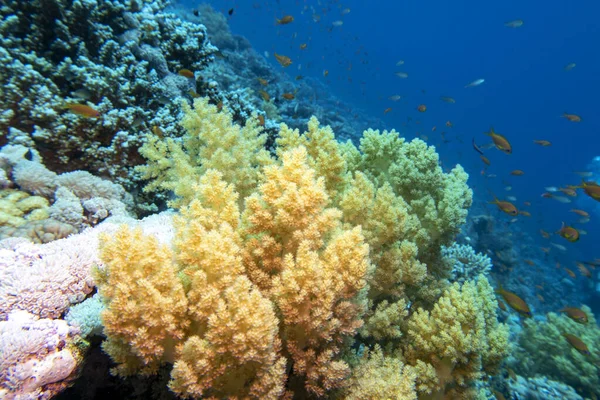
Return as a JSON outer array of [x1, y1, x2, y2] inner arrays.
[[489, 196, 518, 216], [282, 93, 295, 100], [496, 287, 531, 317], [570, 209, 589, 218], [480, 155, 491, 166], [562, 113, 582, 122], [562, 333, 590, 355], [417, 104, 427, 112], [178, 69, 195, 79], [564, 268, 576, 278], [275, 15, 294, 25], [578, 180, 600, 201], [559, 187, 577, 197], [257, 115, 265, 126], [540, 229, 550, 238], [493, 390, 507, 400], [511, 170, 525, 176], [299, 43, 307, 50], [577, 264, 592, 278], [258, 90, 270, 102], [384, 107, 392, 114], [561, 307, 588, 324], [257, 77, 268, 86], [64, 103, 101, 118], [274, 53, 292, 67], [533, 140, 552, 146], [485, 127, 512, 154], [518, 210, 531, 217], [558, 222, 579, 242]]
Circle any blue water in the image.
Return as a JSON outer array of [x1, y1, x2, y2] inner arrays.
[[186, 0, 600, 271]]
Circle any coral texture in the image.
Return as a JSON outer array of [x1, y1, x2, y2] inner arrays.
[[93, 97, 504, 399]]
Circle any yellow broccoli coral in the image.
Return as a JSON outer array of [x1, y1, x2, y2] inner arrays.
[[136, 97, 273, 208], [403, 276, 509, 397], [94, 226, 189, 376], [97, 96, 503, 399]]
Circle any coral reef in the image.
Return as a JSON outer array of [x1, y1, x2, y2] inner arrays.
[[442, 242, 492, 283], [510, 305, 600, 398], [507, 375, 583, 400], [0, 310, 85, 399], [91, 97, 505, 399], [0, 144, 133, 242], [0, 0, 217, 204]]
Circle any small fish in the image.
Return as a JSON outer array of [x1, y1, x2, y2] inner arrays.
[[541, 247, 551, 253], [489, 196, 518, 216], [564, 63, 576, 71], [276, 15, 294, 25], [533, 140, 552, 146], [152, 125, 165, 138], [493, 390, 507, 400], [551, 242, 567, 251], [562, 112, 582, 122], [63, 103, 101, 118], [178, 69, 195, 79], [396, 60, 405, 66], [417, 104, 427, 112], [504, 19, 524, 28], [257, 77, 268, 86], [523, 201, 531, 206], [484, 127, 512, 154], [323, 69, 329, 77], [577, 264, 592, 278], [525, 260, 535, 266], [228, 8, 234, 16], [299, 43, 307, 50], [472, 138, 484, 155], [507, 196, 517, 201], [537, 294, 545, 302], [542, 193, 571, 203], [274, 53, 292, 67], [511, 170, 525, 176], [558, 222, 579, 242], [282, 93, 295, 100], [71, 88, 92, 101], [497, 299, 507, 312], [389, 95, 402, 101], [384, 107, 392, 114], [187, 89, 200, 98], [395, 72, 409, 79], [257, 114, 265, 126], [540, 229, 550, 239], [518, 210, 531, 217], [562, 333, 590, 355], [341, 8, 351, 15], [496, 286, 531, 317], [332, 20, 343, 27], [445, 121, 453, 128], [480, 155, 491, 166], [559, 187, 577, 197], [505, 186, 512, 191], [258, 90, 270, 102], [465, 78, 485, 88], [440, 96, 456, 103], [295, 75, 303, 80]]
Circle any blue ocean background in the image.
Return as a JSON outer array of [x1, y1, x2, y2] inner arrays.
[[184, 0, 600, 305]]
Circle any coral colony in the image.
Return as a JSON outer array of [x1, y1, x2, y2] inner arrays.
[[0, 0, 598, 399]]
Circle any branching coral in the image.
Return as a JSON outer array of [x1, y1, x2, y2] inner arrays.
[[403, 276, 509, 397], [95, 97, 503, 399]]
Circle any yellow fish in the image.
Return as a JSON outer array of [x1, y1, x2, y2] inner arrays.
[[274, 53, 292, 67]]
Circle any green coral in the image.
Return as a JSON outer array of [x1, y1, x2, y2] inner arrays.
[[512, 305, 600, 398]]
